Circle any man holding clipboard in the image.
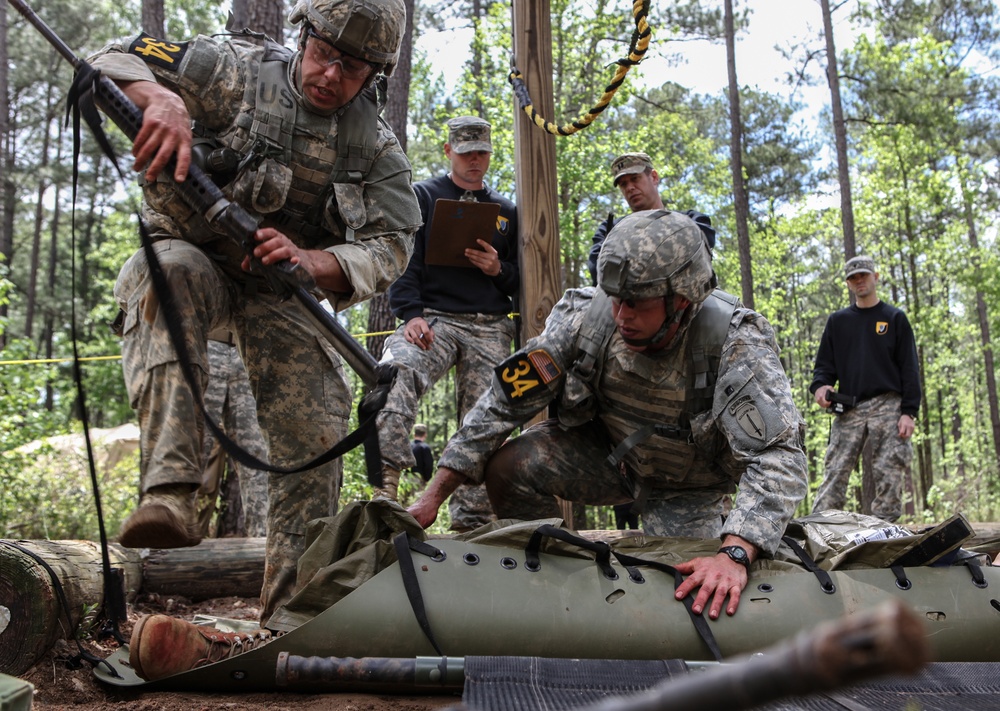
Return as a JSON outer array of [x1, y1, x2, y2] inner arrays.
[[376, 116, 519, 531]]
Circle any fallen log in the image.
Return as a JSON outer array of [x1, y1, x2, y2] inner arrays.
[[0, 537, 265, 676], [0, 539, 141, 676]]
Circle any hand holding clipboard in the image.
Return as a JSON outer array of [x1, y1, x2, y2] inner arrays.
[[424, 199, 501, 268]]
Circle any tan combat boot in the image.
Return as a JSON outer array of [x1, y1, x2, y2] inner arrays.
[[372, 467, 400, 501], [119, 484, 201, 549], [129, 614, 275, 681]]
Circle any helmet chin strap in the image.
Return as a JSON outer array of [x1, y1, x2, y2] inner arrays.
[[620, 300, 687, 350]]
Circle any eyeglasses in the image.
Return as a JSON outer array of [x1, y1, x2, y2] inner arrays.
[[610, 295, 664, 312], [305, 29, 375, 80]]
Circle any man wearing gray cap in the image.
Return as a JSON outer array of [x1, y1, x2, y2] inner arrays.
[[587, 152, 715, 285], [810, 255, 921, 522], [376, 116, 519, 531]]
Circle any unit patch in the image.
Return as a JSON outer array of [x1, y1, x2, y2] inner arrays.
[[876, 321, 888, 335], [496, 215, 510, 235], [495, 349, 561, 401], [128, 36, 189, 71], [730, 396, 765, 441]]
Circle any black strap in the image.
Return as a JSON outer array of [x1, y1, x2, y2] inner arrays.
[[781, 536, 837, 594], [523, 525, 724, 662], [964, 557, 987, 587], [525, 524, 617, 578], [65, 65, 131, 653], [392, 532, 446, 656]]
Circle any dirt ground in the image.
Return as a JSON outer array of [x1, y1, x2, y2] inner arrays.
[[20, 593, 462, 710]]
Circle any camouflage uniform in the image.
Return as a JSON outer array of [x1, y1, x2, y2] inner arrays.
[[380, 312, 515, 529], [96, 32, 420, 621], [196, 339, 269, 537], [812, 392, 910, 521], [378, 116, 519, 531], [439, 212, 807, 557]]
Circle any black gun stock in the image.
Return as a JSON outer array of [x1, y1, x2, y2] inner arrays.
[[8, 0, 380, 387]]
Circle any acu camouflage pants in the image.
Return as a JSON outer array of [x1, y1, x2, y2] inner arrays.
[[484, 419, 727, 539], [811, 392, 911, 522], [115, 240, 349, 624], [378, 311, 514, 531]]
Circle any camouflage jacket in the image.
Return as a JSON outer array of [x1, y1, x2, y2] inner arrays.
[[90, 34, 420, 310], [438, 287, 807, 553]]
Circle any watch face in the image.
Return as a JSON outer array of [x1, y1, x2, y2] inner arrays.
[[721, 546, 749, 566]]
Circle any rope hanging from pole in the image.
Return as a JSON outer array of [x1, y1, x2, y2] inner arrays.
[[508, 0, 652, 136]]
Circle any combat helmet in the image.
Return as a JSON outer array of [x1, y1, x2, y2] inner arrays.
[[597, 209, 717, 305], [288, 0, 405, 76]]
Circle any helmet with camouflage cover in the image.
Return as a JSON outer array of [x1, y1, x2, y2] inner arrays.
[[288, 0, 405, 76], [597, 209, 717, 305]]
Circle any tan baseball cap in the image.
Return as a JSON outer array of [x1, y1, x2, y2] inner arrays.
[[610, 152, 653, 186]]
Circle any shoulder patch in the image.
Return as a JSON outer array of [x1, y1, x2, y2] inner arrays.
[[128, 36, 189, 71], [495, 349, 561, 401]]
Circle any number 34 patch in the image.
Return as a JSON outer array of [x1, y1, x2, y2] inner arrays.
[[128, 36, 188, 71], [495, 349, 562, 401]]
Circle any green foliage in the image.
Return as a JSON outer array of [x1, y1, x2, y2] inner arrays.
[[4, 0, 1000, 543]]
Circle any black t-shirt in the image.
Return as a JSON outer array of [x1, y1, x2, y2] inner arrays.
[[810, 300, 921, 417]]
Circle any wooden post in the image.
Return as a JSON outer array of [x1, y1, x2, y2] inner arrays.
[[510, 1, 572, 522], [510, 0, 561, 344]]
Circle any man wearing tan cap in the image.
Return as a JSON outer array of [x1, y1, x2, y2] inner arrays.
[[587, 152, 715, 284], [810, 255, 921, 522], [376, 116, 519, 532]]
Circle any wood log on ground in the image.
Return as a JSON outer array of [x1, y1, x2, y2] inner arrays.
[[0, 539, 141, 676], [142, 536, 266, 602]]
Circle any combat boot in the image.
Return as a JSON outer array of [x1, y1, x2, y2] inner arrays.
[[372, 467, 400, 501], [129, 614, 275, 681], [119, 484, 201, 549]]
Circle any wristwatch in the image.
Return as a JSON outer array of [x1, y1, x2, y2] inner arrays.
[[718, 545, 751, 573]]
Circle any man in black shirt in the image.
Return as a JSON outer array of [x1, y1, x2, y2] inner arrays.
[[410, 423, 434, 483], [810, 256, 920, 522], [375, 116, 519, 531]]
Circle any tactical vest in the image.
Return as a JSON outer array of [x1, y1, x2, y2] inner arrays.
[[140, 37, 382, 265], [224, 41, 380, 246], [559, 289, 740, 484]]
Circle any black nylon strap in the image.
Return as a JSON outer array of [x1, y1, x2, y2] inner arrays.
[[523, 525, 724, 662], [781, 535, 837, 594], [392, 532, 445, 656]]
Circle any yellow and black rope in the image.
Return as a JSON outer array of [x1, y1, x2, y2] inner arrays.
[[508, 0, 652, 136]]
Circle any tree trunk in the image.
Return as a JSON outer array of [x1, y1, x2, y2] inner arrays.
[[724, 0, 753, 309], [231, 0, 284, 43], [141, 0, 164, 36], [820, 0, 856, 260], [0, 0, 10, 350], [365, 0, 414, 361]]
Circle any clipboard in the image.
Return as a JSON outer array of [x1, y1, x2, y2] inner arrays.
[[425, 199, 501, 268]]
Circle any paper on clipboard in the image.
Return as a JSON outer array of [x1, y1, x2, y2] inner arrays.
[[425, 199, 500, 268]]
